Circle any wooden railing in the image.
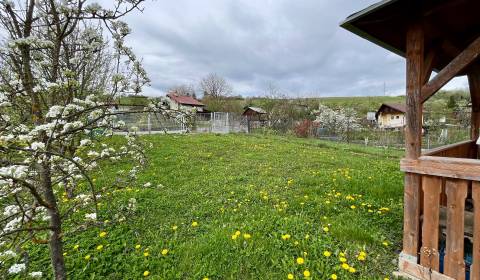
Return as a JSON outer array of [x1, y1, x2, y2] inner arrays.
[[424, 140, 478, 158], [400, 152, 480, 280]]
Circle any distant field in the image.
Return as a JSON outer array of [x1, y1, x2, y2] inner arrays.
[[25, 134, 404, 279]]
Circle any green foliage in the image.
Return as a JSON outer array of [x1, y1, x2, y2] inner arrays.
[[20, 134, 404, 279]]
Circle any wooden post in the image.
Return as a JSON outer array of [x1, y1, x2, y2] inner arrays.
[[444, 179, 468, 280], [402, 21, 424, 259], [468, 65, 480, 141], [420, 175, 441, 270], [472, 182, 480, 280]]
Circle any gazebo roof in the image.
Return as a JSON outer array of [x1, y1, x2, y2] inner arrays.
[[340, 0, 480, 75]]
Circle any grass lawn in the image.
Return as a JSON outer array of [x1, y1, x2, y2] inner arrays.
[[24, 134, 405, 279]]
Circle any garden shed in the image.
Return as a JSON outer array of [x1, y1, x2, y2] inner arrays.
[[342, 0, 480, 279], [242, 107, 267, 121]]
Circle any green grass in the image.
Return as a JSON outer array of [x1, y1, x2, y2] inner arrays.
[[23, 134, 405, 279]]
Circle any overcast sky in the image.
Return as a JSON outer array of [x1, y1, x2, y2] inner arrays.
[[123, 0, 469, 98]]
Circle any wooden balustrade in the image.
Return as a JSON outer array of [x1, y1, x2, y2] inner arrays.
[[424, 140, 478, 158], [400, 153, 480, 280]]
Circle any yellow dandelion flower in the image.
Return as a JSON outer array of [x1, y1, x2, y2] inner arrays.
[[63, 252, 67, 256], [84, 254, 91, 261], [350, 205, 356, 209], [99, 231, 107, 238], [303, 270, 311, 278], [331, 274, 338, 280], [203, 278, 209, 280], [323, 251, 332, 257], [349, 267, 356, 273], [296, 257, 305, 265], [341, 263, 350, 270], [192, 221, 198, 227], [339, 257, 347, 263], [96, 245, 103, 251], [281, 234, 291, 240], [135, 244, 141, 249], [235, 230, 241, 236], [144, 252, 149, 257], [231, 234, 238, 240], [384, 278, 389, 280], [172, 225, 178, 231], [143, 271, 150, 277], [161, 249, 168, 256], [323, 227, 329, 233], [243, 233, 251, 239], [382, 241, 389, 246], [287, 273, 294, 280], [357, 255, 366, 261], [73, 244, 79, 250]]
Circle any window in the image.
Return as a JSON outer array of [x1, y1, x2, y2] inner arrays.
[[396, 116, 400, 119], [391, 116, 395, 120]]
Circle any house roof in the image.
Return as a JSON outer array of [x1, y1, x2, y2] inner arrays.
[[244, 107, 267, 114], [167, 93, 205, 106], [376, 103, 406, 118], [340, 0, 480, 76]]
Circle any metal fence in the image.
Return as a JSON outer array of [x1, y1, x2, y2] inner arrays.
[[116, 111, 248, 134], [311, 125, 471, 149]]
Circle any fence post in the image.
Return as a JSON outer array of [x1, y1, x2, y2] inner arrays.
[[147, 113, 151, 134], [226, 112, 230, 133]]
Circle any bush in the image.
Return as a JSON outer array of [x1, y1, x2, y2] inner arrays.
[[294, 120, 312, 138]]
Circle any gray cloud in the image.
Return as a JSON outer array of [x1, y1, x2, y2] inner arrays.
[[123, 0, 468, 97]]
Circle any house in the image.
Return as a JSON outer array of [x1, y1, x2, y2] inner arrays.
[[166, 93, 205, 112], [375, 103, 406, 129], [242, 106, 267, 121]]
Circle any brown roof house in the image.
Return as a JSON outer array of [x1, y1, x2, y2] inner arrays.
[[376, 103, 407, 129], [166, 93, 205, 112], [242, 107, 267, 121]]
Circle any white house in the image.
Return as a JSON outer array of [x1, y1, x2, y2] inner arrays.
[[376, 103, 407, 129], [166, 93, 205, 112]]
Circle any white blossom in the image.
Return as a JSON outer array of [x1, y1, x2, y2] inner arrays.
[[3, 205, 20, 216], [8, 263, 26, 274], [30, 142, 45, 150], [29, 271, 43, 278], [85, 213, 97, 220]]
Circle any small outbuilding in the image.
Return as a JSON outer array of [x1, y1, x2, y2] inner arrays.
[[376, 103, 407, 129], [242, 107, 267, 121]]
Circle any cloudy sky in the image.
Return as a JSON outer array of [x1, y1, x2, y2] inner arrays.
[[123, 0, 469, 98]]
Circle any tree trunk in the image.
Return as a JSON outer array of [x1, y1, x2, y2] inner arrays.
[[41, 163, 66, 280]]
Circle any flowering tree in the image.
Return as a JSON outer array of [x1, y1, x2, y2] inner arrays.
[[313, 105, 360, 141], [0, 1, 160, 279]]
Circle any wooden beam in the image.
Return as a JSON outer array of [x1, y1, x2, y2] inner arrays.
[[406, 22, 424, 159], [401, 156, 480, 181], [422, 49, 436, 85], [468, 64, 480, 140], [402, 21, 424, 259], [422, 36, 480, 103]]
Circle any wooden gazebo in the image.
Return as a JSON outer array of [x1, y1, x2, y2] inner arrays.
[[342, 1, 480, 279]]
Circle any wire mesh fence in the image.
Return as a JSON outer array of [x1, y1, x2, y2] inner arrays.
[[116, 111, 248, 134], [116, 110, 472, 150]]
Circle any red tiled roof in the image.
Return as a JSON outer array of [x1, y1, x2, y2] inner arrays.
[[167, 93, 205, 106]]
